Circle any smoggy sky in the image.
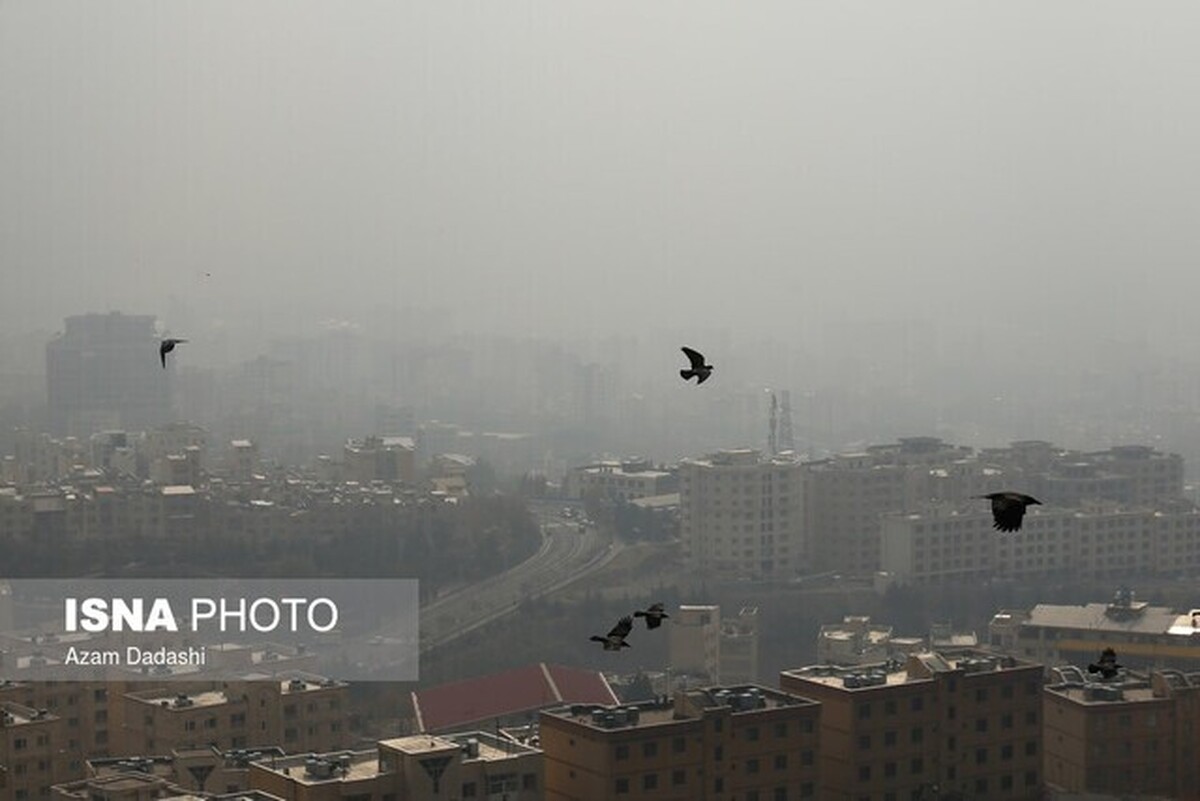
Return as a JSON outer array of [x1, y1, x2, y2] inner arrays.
[[3, 1, 1199, 353]]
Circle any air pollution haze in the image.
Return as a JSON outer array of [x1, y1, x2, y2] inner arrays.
[[3, 2, 1198, 348], [2, 2, 1200, 463]]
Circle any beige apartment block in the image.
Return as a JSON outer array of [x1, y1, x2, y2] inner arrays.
[[781, 649, 1043, 801], [540, 685, 821, 801]]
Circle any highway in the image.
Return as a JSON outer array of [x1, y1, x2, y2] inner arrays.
[[416, 502, 621, 653]]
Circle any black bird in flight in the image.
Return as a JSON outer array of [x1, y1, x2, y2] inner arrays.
[[634, 602, 669, 630], [159, 338, 188, 369], [590, 616, 634, 650], [976, 492, 1041, 533], [680, 346, 712, 384], [1087, 647, 1122, 680]]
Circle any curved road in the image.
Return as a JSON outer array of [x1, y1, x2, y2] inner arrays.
[[417, 503, 622, 652]]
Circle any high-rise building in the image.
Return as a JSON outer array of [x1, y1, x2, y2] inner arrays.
[[47, 313, 172, 437], [781, 649, 1044, 801], [539, 686, 821, 801], [680, 449, 805, 581], [1043, 667, 1200, 798]]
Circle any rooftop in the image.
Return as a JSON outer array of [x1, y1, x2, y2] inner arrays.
[[784, 649, 1034, 690], [253, 750, 380, 785], [412, 662, 618, 733], [544, 685, 814, 731]]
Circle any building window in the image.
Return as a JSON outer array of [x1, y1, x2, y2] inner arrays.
[[859, 765, 871, 781], [775, 722, 788, 738], [615, 778, 629, 794], [975, 718, 987, 733], [1001, 744, 1013, 760], [775, 754, 787, 770], [1026, 740, 1037, 756], [801, 750, 813, 766], [885, 699, 897, 715], [715, 745, 724, 761], [522, 774, 536, 790], [1025, 770, 1038, 786], [715, 777, 724, 792], [885, 762, 897, 778], [975, 747, 987, 765], [747, 758, 761, 774], [884, 730, 897, 746], [643, 774, 658, 791], [1001, 712, 1013, 729], [858, 703, 871, 720], [975, 778, 988, 794], [911, 726, 923, 744], [747, 725, 760, 741], [774, 789, 788, 801], [859, 735, 871, 750], [975, 688, 988, 702], [672, 769, 686, 786], [1001, 774, 1013, 790], [910, 758, 923, 774], [800, 784, 814, 798], [643, 741, 658, 758], [462, 783, 476, 798], [910, 696, 924, 712], [673, 736, 686, 753], [615, 744, 629, 760]]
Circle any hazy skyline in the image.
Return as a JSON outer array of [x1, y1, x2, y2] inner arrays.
[[3, 1, 1200, 358]]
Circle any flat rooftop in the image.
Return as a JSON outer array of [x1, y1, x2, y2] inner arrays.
[[785, 650, 1034, 690], [254, 750, 380, 785], [131, 690, 231, 710], [381, 731, 538, 762], [545, 685, 814, 731]]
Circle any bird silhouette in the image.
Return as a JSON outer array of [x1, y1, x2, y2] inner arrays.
[[1087, 647, 1122, 680], [976, 492, 1041, 533], [590, 616, 633, 650], [634, 602, 669, 630], [159, 338, 188, 369], [680, 347, 712, 384]]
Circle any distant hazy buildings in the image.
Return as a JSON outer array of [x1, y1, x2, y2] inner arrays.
[[882, 504, 1200, 584], [47, 313, 172, 437], [680, 449, 806, 581], [668, 605, 722, 684], [564, 458, 677, 502], [720, 606, 760, 685], [539, 686, 821, 801], [990, 588, 1200, 670], [343, 435, 416, 484], [781, 649, 1044, 801]]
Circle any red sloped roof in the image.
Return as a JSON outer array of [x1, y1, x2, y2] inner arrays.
[[412, 662, 618, 732]]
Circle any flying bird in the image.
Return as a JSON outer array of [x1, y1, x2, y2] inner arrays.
[[976, 492, 1041, 533], [1087, 647, 1122, 680], [634, 602, 669, 630], [680, 347, 712, 384], [159, 338, 188, 368], [590, 616, 634, 650]]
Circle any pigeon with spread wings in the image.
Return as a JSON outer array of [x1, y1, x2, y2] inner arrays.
[[976, 492, 1041, 533], [590, 616, 634, 650], [159, 338, 188, 369], [680, 347, 712, 384]]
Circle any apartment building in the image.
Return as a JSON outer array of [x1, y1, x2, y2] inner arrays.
[[721, 607, 761, 685], [990, 588, 1200, 670], [118, 677, 349, 756], [0, 681, 122, 768], [50, 746, 284, 801], [680, 449, 805, 581], [0, 702, 71, 801], [540, 685, 821, 801], [803, 437, 981, 576], [781, 649, 1044, 801], [565, 460, 677, 503], [1043, 668, 1200, 799], [249, 731, 542, 801], [881, 503, 1200, 584]]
